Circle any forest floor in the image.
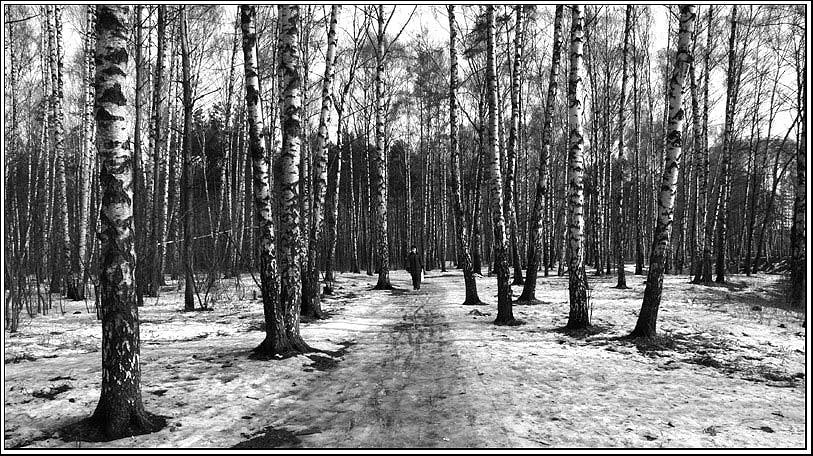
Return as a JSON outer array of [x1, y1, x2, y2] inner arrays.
[[2, 266, 807, 449]]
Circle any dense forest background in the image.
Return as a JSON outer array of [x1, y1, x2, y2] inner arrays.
[[4, 5, 805, 319]]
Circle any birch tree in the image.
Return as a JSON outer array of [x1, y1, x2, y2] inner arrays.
[[277, 4, 311, 353], [302, 5, 341, 319], [693, 5, 713, 284], [46, 6, 74, 299], [90, 5, 164, 438], [149, 5, 169, 297], [180, 6, 195, 311], [565, 5, 590, 330], [517, 5, 563, 303], [241, 5, 286, 356], [133, 5, 147, 306], [76, 5, 96, 300], [630, 5, 696, 338], [713, 6, 738, 284], [448, 5, 484, 306], [505, 5, 525, 286], [371, 5, 393, 290], [324, 10, 367, 294], [613, 6, 632, 289], [487, 6, 517, 325]]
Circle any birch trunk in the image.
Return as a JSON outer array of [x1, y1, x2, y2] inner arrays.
[[240, 6, 286, 355], [147, 6, 169, 296], [689, 55, 706, 283], [448, 5, 484, 305], [47, 6, 74, 298], [180, 6, 195, 311], [518, 5, 563, 303], [630, 5, 696, 338], [77, 6, 96, 299], [713, 6, 738, 284], [277, 4, 311, 353], [698, 6, 714, 282], [487, 6, 516, 325], [302, 5, 341, 319], [91, 5, 164, 438], [133, 5, 147, 306], [565, 5, 589, 330], [613, 6, 632, 289], [506, 6, 525, 286], [372, 5, 393, 290]]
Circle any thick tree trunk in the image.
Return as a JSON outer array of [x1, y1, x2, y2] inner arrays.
[[241, 5, 287, 356], [91, 6, 164, 439], [276, 4, 311, 353], [565, 5, 589, 330], [518, 5, 563, 303], [630, 6, 695, 339]]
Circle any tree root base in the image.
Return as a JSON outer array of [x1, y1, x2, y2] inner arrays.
[[250, 338, 315, 360], [59, 410, 167, 443], [625, 327, 656, 340], [493, 318, 524, 326]]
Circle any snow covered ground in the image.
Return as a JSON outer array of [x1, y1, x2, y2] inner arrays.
[[2, 266, 807, 449]]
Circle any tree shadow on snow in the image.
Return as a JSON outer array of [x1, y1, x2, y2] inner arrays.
[[613, 331, 805, 387]]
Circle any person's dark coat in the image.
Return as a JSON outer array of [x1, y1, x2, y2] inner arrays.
[[407, 251, 422, 276]]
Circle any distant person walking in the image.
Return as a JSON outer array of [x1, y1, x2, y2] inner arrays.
[[406, 246, 423, 290]]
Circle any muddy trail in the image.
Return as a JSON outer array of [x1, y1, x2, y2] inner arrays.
[[258, 273, 500, 448]]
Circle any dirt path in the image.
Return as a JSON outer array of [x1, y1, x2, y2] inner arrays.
[[275, 271, 508, 448]]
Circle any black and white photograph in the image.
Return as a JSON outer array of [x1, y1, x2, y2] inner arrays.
[[1, 2, 809, 450]]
